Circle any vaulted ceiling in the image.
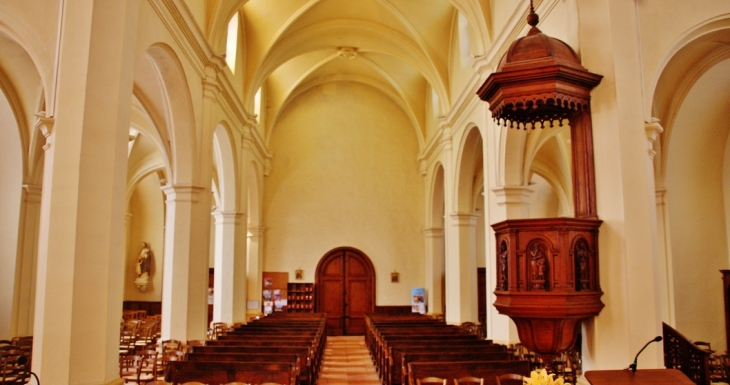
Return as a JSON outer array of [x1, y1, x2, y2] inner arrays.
[[196, 0, 496, 146]]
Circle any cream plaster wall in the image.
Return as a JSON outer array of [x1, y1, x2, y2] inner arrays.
[[0, 92, 23, 339], [125, 173, 166, 301], [528, 173, 559, 219], [264, 81, 425, 306], [666, 60, 730, 352]]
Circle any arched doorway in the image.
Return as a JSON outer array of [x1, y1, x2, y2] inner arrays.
[[315, 247, 375, 336]]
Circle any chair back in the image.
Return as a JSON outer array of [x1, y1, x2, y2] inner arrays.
[[455, 376, 484, 385], [417, 377, 447, 385], [495, 373, 524, 385]]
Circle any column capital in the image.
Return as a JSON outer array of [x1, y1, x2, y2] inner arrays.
[[202, 77, 221, 102], [248, 226, 266, 237], [491, 186, 533, 205], [22, 185, 43, 202], [422, 227, 444, 238], [34, 113, 54, 151], [161, 185, 206, 202], [645, 118, 664, 159], [212, 211, 245, 224], [449, 212, 479, 226], [655, 188, 667, 205]]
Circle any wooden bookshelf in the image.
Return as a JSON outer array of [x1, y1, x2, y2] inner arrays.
[[286, 282, 314, 312]]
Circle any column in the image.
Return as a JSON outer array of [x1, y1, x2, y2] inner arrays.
[[488, 187, 531, 343], [32, 2, 139, 384], [646, 119, 674, 325], [445, 213, 479, 324], [423, 227, 445, 315], [12, 184, 42, 337], [160, 185, 210, 341], [577, 0, 663, 371], [490, 186, 533, 219], [213, 211, 248, 324], [247, 226, 265, 317]]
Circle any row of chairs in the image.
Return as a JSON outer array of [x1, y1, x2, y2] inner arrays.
[[416, 374, 523, 385], [141, 380, 281, 385], [120, 338, 190, 383], [120, 316, 161, 356]]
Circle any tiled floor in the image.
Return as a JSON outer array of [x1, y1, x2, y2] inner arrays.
[[317, 336, 382, 385]]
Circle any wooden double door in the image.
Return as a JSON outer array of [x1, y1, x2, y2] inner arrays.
[[315, 247, 375, 335]]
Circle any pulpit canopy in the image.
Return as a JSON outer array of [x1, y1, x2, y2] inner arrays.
[[477, 6, 602, 129]]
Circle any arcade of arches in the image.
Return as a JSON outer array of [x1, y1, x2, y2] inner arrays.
[[1, 0, 730, 384]]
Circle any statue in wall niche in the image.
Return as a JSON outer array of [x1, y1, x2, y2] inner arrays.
[[135, 242, 152, 292]]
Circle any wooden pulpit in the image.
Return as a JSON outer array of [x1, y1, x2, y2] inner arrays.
[[585, 369, 695, 384]]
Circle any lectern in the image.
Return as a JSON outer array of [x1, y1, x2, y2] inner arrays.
[[585, 369, 694, 385]]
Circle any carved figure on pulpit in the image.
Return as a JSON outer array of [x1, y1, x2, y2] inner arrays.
[[529, 242, 547, 289], [575, 239, 590, 290], [498, 241, 509, 291]]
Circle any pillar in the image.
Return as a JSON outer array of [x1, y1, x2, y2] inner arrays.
[[247, 226, 265, 317], [423, 227, 445, 315], [11, 184, 42, 337], [161, 185, 210, 340], [445, 213, 479, 324], [213, 211, 248, 324], [32, 2, 139, 384], [488, 186, 532, 343], [577, 0, 663, 372]]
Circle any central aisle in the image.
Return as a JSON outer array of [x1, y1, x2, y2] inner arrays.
[[317, 335, 382, 385]]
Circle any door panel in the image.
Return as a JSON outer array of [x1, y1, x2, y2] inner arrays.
[[316, 247, 374, 335]]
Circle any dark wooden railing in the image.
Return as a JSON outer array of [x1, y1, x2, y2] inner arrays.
[[663, 322, 711, 385]]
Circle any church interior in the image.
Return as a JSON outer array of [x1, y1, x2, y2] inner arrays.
[[2, 0, 730, 384]]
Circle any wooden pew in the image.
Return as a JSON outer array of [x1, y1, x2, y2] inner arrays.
[[199, 340, 319, 383], [400, 351, 512, 385], [375, 330, 479, 368], [186, 352, 303, 384], [407, 360, 531, 385], [206, 338, 320, 370], [165, 360, 297, 385], [385, 341, 505, 385], [192, 345, 315, 384]]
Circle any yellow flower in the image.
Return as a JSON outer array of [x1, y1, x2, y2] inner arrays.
[[523, 369, 565, 385]]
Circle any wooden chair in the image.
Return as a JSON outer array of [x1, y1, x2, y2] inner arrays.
[[455, 376, 484, 385], [120, 352, 157, 384], [417, 377, 447, 385], [1, 349, 29, 385], [210, 322, 230, 339], [495, 373, 524, 385], [694, 341, 714, 356], [183, 340, 205, 353], [160, 339, 183, 354]]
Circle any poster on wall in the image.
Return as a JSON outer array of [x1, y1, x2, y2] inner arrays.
[[411, 287, 426, 314]]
